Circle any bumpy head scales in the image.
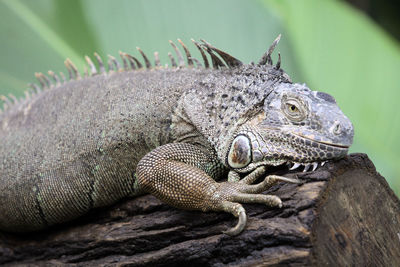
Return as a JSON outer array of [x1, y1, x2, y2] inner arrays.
[[226, 82, 354, 173]]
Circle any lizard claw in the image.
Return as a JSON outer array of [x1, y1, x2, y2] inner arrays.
[[219, 195, 282, 236], [212, 181, 284, 236], [222, 205, 247, 236]]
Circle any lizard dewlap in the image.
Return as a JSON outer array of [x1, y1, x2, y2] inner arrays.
[[0, 36, 353, 234]]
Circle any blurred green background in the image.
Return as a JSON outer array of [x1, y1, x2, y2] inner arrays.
[[0, 0, 399, 195]]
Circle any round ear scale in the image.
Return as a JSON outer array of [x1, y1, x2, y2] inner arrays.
[[227, 135, 252, 169]]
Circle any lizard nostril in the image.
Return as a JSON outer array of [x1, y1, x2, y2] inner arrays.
[[332, 121, 341, 135]]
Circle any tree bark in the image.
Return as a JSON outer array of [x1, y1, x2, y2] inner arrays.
[[0, 153, 399, 266]]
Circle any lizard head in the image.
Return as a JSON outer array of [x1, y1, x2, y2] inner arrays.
[[226, 82, 354, 172], [173, 35, 354, 173]]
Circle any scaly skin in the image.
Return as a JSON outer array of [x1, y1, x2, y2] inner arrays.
[[0, 37, 353, 234]]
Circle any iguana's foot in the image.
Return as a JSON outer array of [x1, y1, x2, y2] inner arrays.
[[214, 173, 299, 235], [137, 143, 299, 236]]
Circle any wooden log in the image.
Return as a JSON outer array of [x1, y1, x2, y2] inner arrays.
[[0, 153, 399, 266]]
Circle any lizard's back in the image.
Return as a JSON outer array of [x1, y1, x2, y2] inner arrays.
[[0, 68, 207, 232]]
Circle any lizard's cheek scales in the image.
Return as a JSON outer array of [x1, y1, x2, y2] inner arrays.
[[227, 135, 251, 169]]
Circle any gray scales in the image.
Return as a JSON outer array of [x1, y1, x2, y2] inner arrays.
[[0, 36, 354, 235]]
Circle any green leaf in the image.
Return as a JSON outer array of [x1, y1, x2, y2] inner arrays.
[[3, 0, 84, 64]]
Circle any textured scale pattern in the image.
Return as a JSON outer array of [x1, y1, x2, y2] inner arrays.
[[0, 36, 354, 234], [137, 143, 289, 235], [137, 143, 226, 210]]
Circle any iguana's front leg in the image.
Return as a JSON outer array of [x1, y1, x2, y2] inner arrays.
[[136, 143, 298, 235]]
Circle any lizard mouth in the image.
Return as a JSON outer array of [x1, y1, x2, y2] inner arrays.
[[274, 132, 350, 172], [292, 132, 350, 149], [284, 160, 326, 172], [278, 133, 350, 172]]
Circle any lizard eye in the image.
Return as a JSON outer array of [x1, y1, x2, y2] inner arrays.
[[282, 95, 308, 122], [227, 135, 252, 169], [288, 104, 298, 112]]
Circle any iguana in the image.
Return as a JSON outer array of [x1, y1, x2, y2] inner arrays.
[[0, 36, 354, 235]]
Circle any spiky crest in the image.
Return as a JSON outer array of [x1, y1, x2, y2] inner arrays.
[[94, 52, 105, 73], [64, 58, 81, 80], [29, 83, 41, 94], [1, 36, 283, 114], [178, 39, 194, 66], [136, 47, 151, 69], [123, 52, 141, 69], [107, 55, 122, 72], [191, 39, 209, 68], [168, 52, 177, 67], [189, 57, 202, 68], [276, 52, 281, 70], [154, 52, 161, 67], [118, 51, 129, 70], [47, 70, 61, 85], [0, 95, 9, 113], [59, 72, 67, 83], [85, 55, 98, 75], [200, 39, 242, 68], [169, 40, 185, 67], [258, 34, 281, 66]]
